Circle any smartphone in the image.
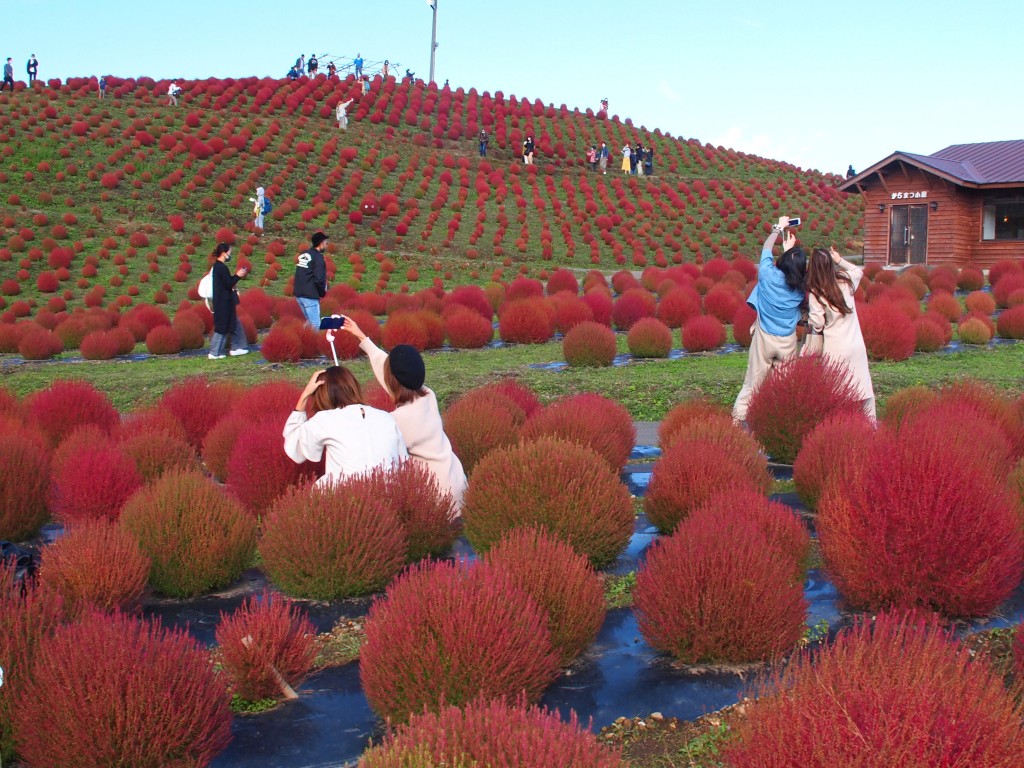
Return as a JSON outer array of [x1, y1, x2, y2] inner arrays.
[[787, 217, 802, 228], [319, 317, 345, 330]]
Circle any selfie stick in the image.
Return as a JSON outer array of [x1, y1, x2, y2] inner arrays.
[[325, 330, 339, 366]]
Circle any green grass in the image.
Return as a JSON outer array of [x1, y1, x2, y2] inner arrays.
[[604, 571, 637, 609], [3, 340, 1023, 417]]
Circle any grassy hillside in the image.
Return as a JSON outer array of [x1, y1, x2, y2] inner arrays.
[[0, 74, 862, 317]]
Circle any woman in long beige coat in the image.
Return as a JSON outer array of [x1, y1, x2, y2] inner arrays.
[[805, 247, 875, 421]]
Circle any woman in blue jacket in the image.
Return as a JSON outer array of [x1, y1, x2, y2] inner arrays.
[[732, 216, 807, 423]]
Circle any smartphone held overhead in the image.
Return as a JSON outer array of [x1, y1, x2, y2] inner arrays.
[[319, 317, 346, 330]]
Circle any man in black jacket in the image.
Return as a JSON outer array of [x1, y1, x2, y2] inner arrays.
[[294, 231, 328, 328]]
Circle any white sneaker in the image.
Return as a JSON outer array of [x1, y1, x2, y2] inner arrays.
[[229, 348, 250, 356], [208, 353, 226, 360]]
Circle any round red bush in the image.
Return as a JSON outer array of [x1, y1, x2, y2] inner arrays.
[[18, 327, 64, 359], [462, 436, 633, 567], [360, 559, 560, 722], [119, 427, 198, 481], [681, 314, 726, 352], [633, 510, 807, 664], [581, 289, 613, 326], [227, 417, 319, 515], [201, 412, 247, 482], [443, 388, 526, 474], [562, 320, 617, 367], [722, 612, 1024, 767], [260, 480, 407, 598], [858, 299, 916, 361], [144, 324, 182, 355], [0, 430, 50, 540], [818, 431, 1023, 617], [957, 266, 985, 291], [215, 592, 321, 701], [959, 316, 992, 345], [520, 393, 635, 471], [484, 527, 606, 665], [445, 284, 493, 320], [120, 469, 257, 597], [499, 297, 554, 343], [611, 288, 656, 330], [260, 322, 303, 362], [925, 290, 962, 322], [965, 289, 997, 316], [546, 268, 579, 296], [158, 376, 242, 449], [39, 520, 149, 615], [359, 698, 621, 768], [627, 316, 673, 358], [492, 378, 542, 417], [657, 399, 730, 447], [989, 258, 1024, 288], [746, 355, 863, 463], [644, 439, 771, 534], [997, 304, 1024, 339], [49, 442, 143, 524], [347, 460, 458, 562], [382, 311, 429, 350], [79, 329, 122, 359], [15, 611, 231, 767], [702, 283, 742, 324], [881, 384, 938, 428], [657, 286, 702, 328], [551, 295, 594, 334], [443, 304, 493, 348], [913, 315, 946, 352], [792, 410, 876, 510]]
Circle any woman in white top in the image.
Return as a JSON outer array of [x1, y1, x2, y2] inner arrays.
[[805, 247, 875, 421], [283, 366, 408, 486], [337, 315, 467, 516]]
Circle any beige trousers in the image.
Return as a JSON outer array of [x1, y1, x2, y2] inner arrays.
[[732, 319, 798, 423]]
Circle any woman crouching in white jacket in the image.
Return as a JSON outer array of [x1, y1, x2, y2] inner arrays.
[[283, 366, 407, 486]]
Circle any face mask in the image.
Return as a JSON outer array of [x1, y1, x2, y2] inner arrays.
[[224, 252, 231, 262]]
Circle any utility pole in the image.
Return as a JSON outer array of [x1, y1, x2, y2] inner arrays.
[[428, 0, 438, 84]]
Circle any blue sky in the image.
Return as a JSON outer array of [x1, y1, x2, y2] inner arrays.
[[4, 0, 1021, 175]]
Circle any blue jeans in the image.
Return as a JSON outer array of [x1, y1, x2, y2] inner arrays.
[[296, 297, 321, 329], [210, 316, 247, 356]]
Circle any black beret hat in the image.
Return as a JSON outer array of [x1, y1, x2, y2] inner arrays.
[[388, 344, 425, 390]]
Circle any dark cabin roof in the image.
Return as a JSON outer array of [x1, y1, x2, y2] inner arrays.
[[840, 140, 1024, 191]]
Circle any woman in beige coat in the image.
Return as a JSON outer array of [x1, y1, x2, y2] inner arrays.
[[336, 315, 467, 516], [805, 247, 875, 421]]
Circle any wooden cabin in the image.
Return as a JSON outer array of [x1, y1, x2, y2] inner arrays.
[[840, 140, 1024, 268]]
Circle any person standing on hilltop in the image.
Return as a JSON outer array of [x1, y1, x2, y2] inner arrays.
[[167, 81, 181, 106], [478, 129, 488, 157], [620, 144, 631, 174], [354, 53, 364, 78], [26, 54, 38, 85], [98, 75, 107, 99], [308, 54, 318, 75], [3, 58, 15, 93], [644, 145, 654, 177], [586, 145, 598, 172], [523, 135, 535, 165], [251, 186, 267, 233], [599, 142, 609, 174]]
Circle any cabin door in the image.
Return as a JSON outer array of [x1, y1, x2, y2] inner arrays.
[[888, 204, 928, 265]]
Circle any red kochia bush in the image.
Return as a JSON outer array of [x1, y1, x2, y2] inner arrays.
[[260, 480, 407, 598], [18, 327, 64, 359], [492, 378, 542, 417], [443, 304, 493, 348], [359, 698, 621, 768], [227, 418, 319, 515], [201, 412, 247, 481], [462, 437, 633, 568], [818, 432, 1023, 617], [120, 428, 198, 481], [702, 283, 742, 323], [158, 376, 242, 448], [793, 410, 876, 509], [681, 314, 726, 351], [15, 611, 232, 768], [360, 559, 560, 722], [633, 512, 807, 664], [657, 286, 702, 328], [443, 388, 526, 474], [347, 461, 457, 562], [913, 316, 946, 352], [215, 593, 321, 701], [627, 316, 673, 357], [520, 393, 636, 471], [997, 304, 1024, 339], [746, 354, 862, 463], [120, 470, 257, 597], [260, 322, 303, 362], [39, 520, 149, 615], [0, 562, 64, 763], [26, 378, 118, 447], [658, 398, 732, 448], [611, 288, 656, 330], [499, 297, 554, 343], [382, 311, 430, 350], [644, 440, 771, 534], [0, 430, 50, 540], [50, 443, 143, 523], [144, 324, 182, 354], [858, 299, 916, 360], [484, 528, 606, 665], [722, 612, 1024, 767], [562, 320, 617, 367], [965, 289, 997, 316]]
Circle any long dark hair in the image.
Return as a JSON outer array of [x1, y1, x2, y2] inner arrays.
[[806, 249, 853, 315], [212, 242, 231, 260], [777, 245, 807, 293]]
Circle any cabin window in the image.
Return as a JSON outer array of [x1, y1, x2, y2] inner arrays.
[[982, 199, 1024, 240]]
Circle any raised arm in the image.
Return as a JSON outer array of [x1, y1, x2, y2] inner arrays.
[[337, 315, 389, 390], [830, 246, 863, 291]]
